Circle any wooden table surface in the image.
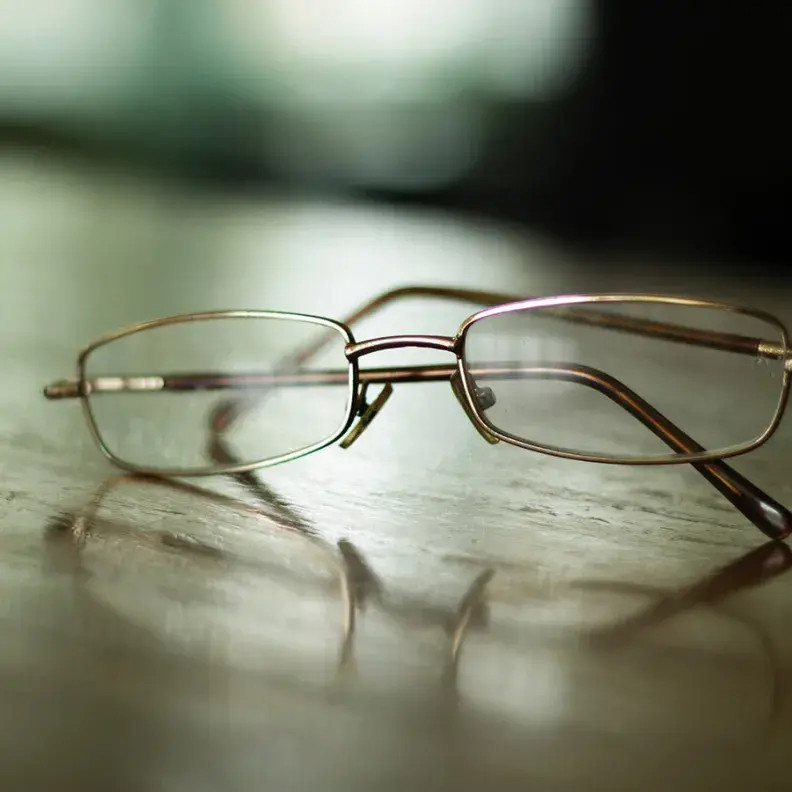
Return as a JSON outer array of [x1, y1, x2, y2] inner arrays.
[[3, 147, 792, 791]]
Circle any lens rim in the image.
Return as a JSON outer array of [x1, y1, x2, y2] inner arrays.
[[456, 294, 791, 465], [77, 310, 358, 476]]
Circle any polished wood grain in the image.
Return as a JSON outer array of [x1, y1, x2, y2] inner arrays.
[[3, 147, 792, 791]]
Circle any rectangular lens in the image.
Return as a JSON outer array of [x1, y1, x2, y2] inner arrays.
[[83, 314, 354, 472], [462, 298, 787, 461]]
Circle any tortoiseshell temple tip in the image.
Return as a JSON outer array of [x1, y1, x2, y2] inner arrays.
[[748, 497, 792, 542], [699, 459, 792, 541], [44, 380, 81, 400]]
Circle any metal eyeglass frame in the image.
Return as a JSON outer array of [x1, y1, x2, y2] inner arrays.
[[44, 285, 792, 541]]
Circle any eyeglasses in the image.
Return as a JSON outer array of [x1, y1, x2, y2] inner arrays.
[[44, 285, 792, 540]]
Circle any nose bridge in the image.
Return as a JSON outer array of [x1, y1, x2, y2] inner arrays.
[[345, 334, 457, 360]]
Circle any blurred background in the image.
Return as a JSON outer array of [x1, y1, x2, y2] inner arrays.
[[1, 0, 789, 271]]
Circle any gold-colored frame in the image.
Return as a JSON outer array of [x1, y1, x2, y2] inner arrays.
[[43, 286, 792, 540], [74, 310, 358, 478], [456, 293, 791, 466]]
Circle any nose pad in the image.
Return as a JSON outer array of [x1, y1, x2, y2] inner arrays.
[[473, 385, 496, 411], [339, 382, 394, 449], [450, 371, 500, 445]]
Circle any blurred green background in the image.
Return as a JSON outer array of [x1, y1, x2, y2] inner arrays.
[[1, 1, 789, 266], [0, 1, 586, 182]]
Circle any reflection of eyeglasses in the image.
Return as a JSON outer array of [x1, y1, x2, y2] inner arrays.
[[44, 285, 792, 539], [47, 470, 490, 687], [50, 471, 787, 744]]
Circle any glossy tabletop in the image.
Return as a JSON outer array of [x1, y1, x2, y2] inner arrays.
[[2, 148, 792, 791]]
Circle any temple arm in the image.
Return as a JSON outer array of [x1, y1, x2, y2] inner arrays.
[[43, 363, 792, 541], [288, 284, 787, 367], [504, 364, 792, 541]]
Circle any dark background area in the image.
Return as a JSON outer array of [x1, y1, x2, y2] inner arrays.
[[1, 1, 789, 270], [453, 2, 791, 265]]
